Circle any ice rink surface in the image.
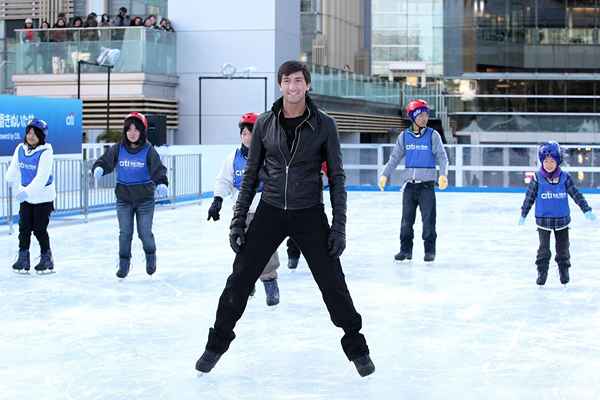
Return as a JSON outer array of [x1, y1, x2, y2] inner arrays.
[[2, 191, 600, 400]]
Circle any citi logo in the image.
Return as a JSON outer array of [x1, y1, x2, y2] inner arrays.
[[405, 144, 429, 151], [540, 192, 567, 200], [119, 160, 145, 168], [234, 169, 245, 176], [17, 162, 37, 170], [66, 113, 75, 127]]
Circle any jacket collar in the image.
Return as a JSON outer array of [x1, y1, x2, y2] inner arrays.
[[271, 94, 318, 129], [271, 95, 317, 163], [22, 142, 51, 155]]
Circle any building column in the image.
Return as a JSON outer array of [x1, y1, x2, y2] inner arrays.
[[86, 0, 108, 15]]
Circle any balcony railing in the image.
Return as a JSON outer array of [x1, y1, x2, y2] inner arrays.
[[14, 27, 176, 75], [309, 64, 401, 105], [476, 27, 600, 45]]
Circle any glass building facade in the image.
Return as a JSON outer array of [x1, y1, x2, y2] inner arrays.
[[371, 0, 444, 77], [442, 0, 600, 142]]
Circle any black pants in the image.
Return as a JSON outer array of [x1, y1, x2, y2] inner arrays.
[[400, 181, 437, 254], [18, 201, 54, 252], [287, 237, 301, 259], [206, 201, 369, 361], [536, 228, 570, 271]]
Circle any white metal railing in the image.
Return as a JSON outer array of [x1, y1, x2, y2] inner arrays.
[[4, 143, 600, 232], [339, 143, 600, 189], [1, 153, 202, 233]]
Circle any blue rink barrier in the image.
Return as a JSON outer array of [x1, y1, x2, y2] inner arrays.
[[345, 185, 600, 194]]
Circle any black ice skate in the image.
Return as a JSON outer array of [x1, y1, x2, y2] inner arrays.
[[394, 251, 412, 261], [12, 250, 30, 274], [559, 267, 570, 285], [195, 350, 222, 373], [424, 253, 436, 262], [351, 354, 375, 377], [34, 250, 55, 274], [146, 253, 156, 275], [263, 278, 280, 306], [536, 269, 548, 286], [116, 258, 130, 278], [288, 257, 299, 269]]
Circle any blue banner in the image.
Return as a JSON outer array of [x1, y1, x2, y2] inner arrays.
[[0, 96, 82, 156]]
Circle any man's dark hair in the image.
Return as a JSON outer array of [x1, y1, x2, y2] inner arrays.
[[277, 61, 311, 85]]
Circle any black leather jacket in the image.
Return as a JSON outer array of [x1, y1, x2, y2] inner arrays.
[[231, 95, 347, 234]]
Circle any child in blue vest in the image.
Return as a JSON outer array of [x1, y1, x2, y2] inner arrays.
[[378, 99, 449, 262], [520, 141, 595, 285], [5, 119, 56, 273], [207, 112, 281, 306], [92, 112, 168, 278]]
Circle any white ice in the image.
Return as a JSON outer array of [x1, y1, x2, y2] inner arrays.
[[2, 191, 600, 400]]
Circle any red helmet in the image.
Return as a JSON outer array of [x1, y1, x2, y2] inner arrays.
[[125, 112, 148, 130], [239, 112, 260, 129], [405, 99, 430, 121]]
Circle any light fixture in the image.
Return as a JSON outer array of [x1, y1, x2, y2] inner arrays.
[[220, 63, 237, 78]]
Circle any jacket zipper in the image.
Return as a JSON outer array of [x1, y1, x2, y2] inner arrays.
[[278, 107, 312, 210]]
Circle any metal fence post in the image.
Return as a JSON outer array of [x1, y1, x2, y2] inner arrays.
[[455, 145, 464, 187], [8, 185, 14, 235], [171, 156, 177, 208], [376, 145, 384, 177], [198, 153, 202, 203], [82, 159, 89, 222]]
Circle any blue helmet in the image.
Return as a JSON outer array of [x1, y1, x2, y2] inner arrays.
[[26, 118, 49, 139], [538, 141, 562, 165]]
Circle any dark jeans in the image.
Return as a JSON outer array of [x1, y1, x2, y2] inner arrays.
[[18, 201, 54, 252], [536, 228, 570, 271], [400, 181, 437, 254], [116, 199, 156, 260], [206, 201, 369, 361], [287, 237, 301, 259]]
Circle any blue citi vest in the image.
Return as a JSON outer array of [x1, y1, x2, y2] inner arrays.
[[18, 146, 53, 187], [116, 144, 152, 185], [535, 171, 570, 218], [232, 148, 263, 192], [403, 127, 436, 168]]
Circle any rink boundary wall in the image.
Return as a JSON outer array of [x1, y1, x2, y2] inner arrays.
[[345, 185, 600, 194]]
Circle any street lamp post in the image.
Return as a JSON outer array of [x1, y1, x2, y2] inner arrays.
[[77, 60, 114, 136]]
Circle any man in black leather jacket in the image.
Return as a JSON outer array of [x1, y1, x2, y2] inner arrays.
[[195, 61, 374, 378]]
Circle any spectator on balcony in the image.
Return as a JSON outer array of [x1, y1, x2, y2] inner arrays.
[[112, 7, 130, 41], [99, 13, 111, 42], [112, 7, 131, 27], [23, 18, 34, 40], [69, 16, 83, 42], [83, 13, 99, 36], [22, 18, 36, 73], [130, 16, 143, 27], [100, 14, 111, 27], [51, 16, 68, 73], [71, 16, 83, 28], [159, 18, 174, 32], [143, 16, 157, 29], [50, 17, 67, 42], [40, 20, 52, 73], [83, 13, 99, 57]]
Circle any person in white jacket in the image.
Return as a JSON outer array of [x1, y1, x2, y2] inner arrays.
[[5, 119, 56, 273], [207, 112, 281, 306]]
